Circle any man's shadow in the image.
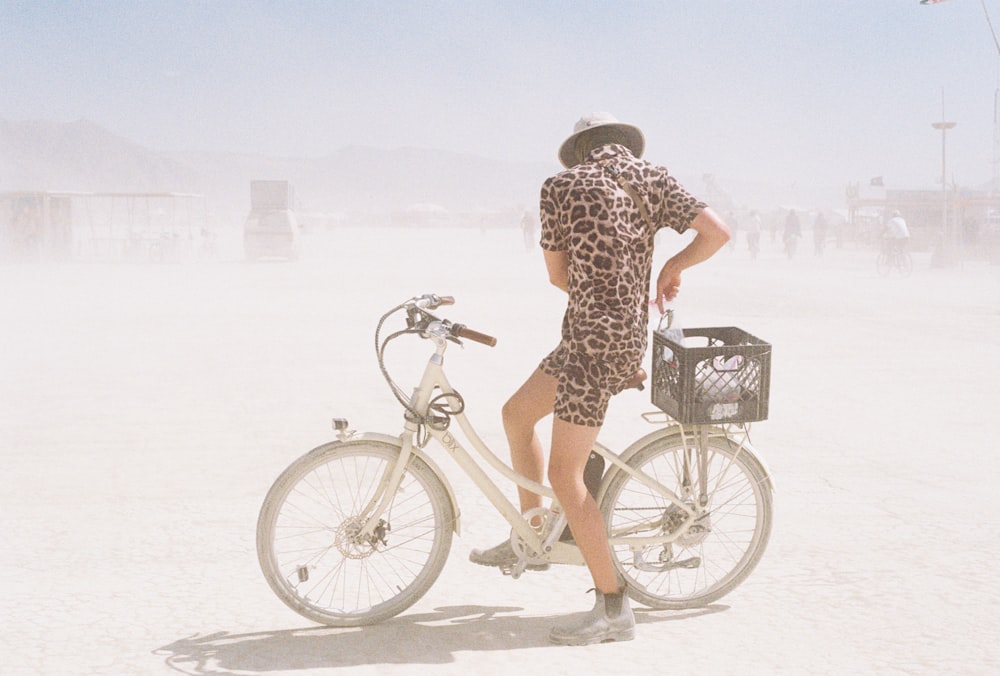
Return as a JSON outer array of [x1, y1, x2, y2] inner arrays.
[[155, 603, 727, 673]]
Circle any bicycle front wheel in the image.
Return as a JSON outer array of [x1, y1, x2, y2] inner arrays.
[[601, 433, 772, 609], [876, 252, 891, 276], [257, 440, 455, 626]]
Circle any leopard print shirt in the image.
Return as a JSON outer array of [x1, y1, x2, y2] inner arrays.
[[539, 143, 707, 365]]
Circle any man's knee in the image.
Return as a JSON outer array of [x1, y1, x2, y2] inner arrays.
[[501, 395, 529, 428], [502, 384, 552, 429]]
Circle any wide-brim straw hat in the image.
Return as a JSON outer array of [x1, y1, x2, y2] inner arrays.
[[558, 112, 645, 168]]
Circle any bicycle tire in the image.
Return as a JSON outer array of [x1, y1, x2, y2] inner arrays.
[[600, 434, 772, 609], [898, 252, 913, 277], [257, 440, 454, 626], [876, 252, 891, 276]]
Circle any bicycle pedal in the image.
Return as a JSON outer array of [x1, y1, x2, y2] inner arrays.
[[674, 557, 702, 569]]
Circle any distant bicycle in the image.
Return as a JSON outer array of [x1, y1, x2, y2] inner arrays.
[[876, 241, 912, 277]]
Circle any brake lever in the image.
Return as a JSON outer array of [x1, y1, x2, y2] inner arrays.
[[414, 293, 455, 310]]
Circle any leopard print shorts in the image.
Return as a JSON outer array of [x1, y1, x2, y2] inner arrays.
[[539, 342, 638, 427]]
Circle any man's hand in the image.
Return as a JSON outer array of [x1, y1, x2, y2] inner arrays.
[[655, 264, 682, 313]]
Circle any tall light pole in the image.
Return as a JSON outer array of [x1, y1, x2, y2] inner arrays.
[[986, 0, 1000, 195], [932, 90, 956, 264]]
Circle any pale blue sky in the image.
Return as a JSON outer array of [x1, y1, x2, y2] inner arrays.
[[2, 0, 997, 197]]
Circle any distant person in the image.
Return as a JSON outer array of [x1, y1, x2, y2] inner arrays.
[[13, 201, 41, 260], [725, 211, 740, 251], [813, 212, 828, 256], [745, 210, 762, 259], [468, 112, 730, 645], [883, 210, 910, 254], [520, 208, 539, 251], [783, 209, 801, 258]]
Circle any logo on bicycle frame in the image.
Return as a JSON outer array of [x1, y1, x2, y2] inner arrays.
[[440, 431, 461, 454]]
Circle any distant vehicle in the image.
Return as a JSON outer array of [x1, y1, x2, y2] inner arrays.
[[244, 180, 300, 261], [244, 208, 300, 261]]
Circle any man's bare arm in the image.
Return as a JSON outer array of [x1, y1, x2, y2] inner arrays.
[[544, 249, 570, 293], [655, 207, 730, 311]]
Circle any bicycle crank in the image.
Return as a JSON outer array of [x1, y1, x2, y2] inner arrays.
[[505, 507, 555, 578]]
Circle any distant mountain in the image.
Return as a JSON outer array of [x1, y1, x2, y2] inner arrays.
[[0, 119, 204, 195], [0, 118, 855, 220], [0, 119, 555, 221]]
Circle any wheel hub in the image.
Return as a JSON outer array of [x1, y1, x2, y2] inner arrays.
[[662, 503, 711, 548], [335, 517, 389, 559]]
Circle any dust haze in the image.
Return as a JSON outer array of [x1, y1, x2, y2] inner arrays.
[[2, 3, 1000, 669], [2, 202, 998, 672]]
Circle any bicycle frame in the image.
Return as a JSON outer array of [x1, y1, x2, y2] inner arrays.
[[351, 322, 722, 566]]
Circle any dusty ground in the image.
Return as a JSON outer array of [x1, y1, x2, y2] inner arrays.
[[2, 226, 998, 674]]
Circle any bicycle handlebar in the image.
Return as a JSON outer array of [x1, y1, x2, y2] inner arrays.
[[450, 323, 497, 347], [403, 294, 497, 348], [377, 293, 496, 420]]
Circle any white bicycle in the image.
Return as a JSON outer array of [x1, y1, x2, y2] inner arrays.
[[256, 294, 774, 626]]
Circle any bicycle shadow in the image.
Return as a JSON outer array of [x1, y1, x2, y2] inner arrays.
[[155, 603, 728, 673]]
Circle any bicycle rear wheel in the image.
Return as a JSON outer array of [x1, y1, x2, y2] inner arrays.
[[257, 440, 454, 626], [898, 252, 913, 277], [601, 433, 772, 609]]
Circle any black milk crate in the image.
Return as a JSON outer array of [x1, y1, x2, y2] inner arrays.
[[651, 326, 771, 424]]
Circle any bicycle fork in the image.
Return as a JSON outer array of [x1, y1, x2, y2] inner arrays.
[[353, 422, 423, 540]]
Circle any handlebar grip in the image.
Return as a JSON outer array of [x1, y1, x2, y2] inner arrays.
[[451, 323, 497, 347], [437, 295, 456, 306]]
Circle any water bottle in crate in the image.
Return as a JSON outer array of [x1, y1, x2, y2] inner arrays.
[[651, 325, 771, 424]]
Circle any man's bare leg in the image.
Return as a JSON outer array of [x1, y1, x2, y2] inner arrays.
[[469, 368, 557, 569], [546, 415, 634, 646], [501, 368, 557, 515], [548, 416, 620, 594]]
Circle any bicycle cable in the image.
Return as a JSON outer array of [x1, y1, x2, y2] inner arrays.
[[373, 301, 466, 435]]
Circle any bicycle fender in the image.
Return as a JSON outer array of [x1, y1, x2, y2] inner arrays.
[[321, 432, 462, 536], [596, 425, 774, 504], [595, 427, 685, 501]]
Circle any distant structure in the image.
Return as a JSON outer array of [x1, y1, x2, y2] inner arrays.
[[0, 190, 206, 262], [845, 183, 1000, 261]]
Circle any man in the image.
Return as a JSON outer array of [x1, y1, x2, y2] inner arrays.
[[745, 209, 762, 259], [885, 210, 910, 253], [813, 211, 829, 256], [783, 209, 801, 258], [470, 112, 730, 645]]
